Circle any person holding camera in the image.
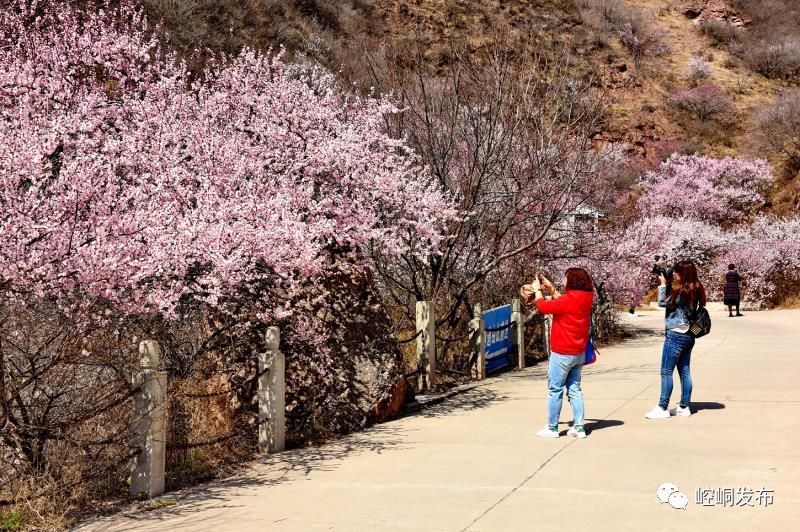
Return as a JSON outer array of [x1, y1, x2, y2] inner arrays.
[[645, 259, 707, 419], [520, 268, 594, 439]]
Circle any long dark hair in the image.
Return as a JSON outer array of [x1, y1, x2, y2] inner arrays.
[[669, 260, 707, 309]]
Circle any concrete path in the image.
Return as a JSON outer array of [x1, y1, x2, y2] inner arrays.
[[77, 309, 800, 531]]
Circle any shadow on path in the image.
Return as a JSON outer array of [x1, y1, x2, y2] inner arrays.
[[420, 386, 512, 418], [82, 423, 414, 530], [585, 418, 625, 434], [611, 322, 664, 346], [94, 386, 516, 528], [692, 401, 725, 413], [557, 418, 625, 436]]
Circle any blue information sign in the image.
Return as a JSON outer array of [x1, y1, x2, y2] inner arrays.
[[482, 304, 512, 374]]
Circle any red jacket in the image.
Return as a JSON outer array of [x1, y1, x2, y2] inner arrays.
[[535, 290, 593, 355]]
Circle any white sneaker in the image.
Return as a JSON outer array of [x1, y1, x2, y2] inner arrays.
[[536, 426, 560, 438], [567, 426, 587, 439], [669, 405, 692, 417], [645, 406, 670, 419]]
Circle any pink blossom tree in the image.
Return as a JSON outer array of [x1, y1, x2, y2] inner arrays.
[[686, 55, 713, 83], [637, 154, 773, 225], [561, 215, 723, 310], [0, 1, 453, 320], [594, 152, 796, 308], [668, 83, 734, 121], [632, 216, 800, 307], [717, 216, 800, 305], [0, 0, 456, 481]]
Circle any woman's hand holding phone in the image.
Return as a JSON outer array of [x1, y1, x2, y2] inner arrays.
[[540, 276, 555, 294], [530, 278, 542, 292]]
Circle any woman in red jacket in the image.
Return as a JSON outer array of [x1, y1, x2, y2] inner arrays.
[[521, 268, 594, 439]]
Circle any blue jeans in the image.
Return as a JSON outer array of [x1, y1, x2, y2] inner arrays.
[[547, 352, 584, 429], [659, 330, 695, 410]]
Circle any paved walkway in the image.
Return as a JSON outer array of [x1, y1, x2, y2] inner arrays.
[[78, 309, 800, 531]]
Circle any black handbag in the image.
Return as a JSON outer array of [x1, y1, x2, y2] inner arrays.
[[688, 306, 712, 338]]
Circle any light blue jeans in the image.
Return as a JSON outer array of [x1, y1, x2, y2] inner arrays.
[[658, 330, 695, 410], [547, 352, 584, 430]]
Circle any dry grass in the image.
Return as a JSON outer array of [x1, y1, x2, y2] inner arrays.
[[121, 0, 798, 201], [377, 0, 588, 74], [128, 0, 792, 173], [592, 0, 783, 161], [777, 293, 800, 309]]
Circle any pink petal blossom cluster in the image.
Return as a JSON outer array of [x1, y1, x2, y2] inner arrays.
[[0, 1, 455, 321], [0, 442, 23, 486], [594, 154, 797, 307], [668, 83, 734, 121], [637, 154, 772, 224], [576, 214, 800, 309], [686, 55, 712, 81], [718, 216, 800, 305]]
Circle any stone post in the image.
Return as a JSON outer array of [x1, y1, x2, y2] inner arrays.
[[512, 298, 525, 369], [470, 303, 486, 380], [415, 301, 436, 392], [259, 326, 285, 454], [130, 340, 167, 499], [544, 314, 553, 356]]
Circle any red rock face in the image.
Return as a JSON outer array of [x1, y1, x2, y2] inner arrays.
[[679, 0, 750, 27], [368, 376, 410, 424]]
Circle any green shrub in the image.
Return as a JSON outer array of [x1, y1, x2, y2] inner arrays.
[[0, 511, 26, 532]]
